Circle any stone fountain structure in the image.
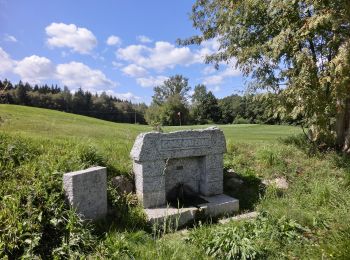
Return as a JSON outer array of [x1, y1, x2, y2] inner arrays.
[[130, 127, 239, 225]]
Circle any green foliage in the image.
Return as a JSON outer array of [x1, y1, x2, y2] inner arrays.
[[196, 140, 350, 259], [160, 94, 189, 126], [188, 212, 311, 260], [145, 95, 189, 126], [147, 75, 191, 126], [0, 134, 102, 258], [93, 231, 206, 259], [182, 0, 350, 149], [222, 94, 296, 125], [145, 103, 164, 127], [108, 186, 147, 229], [232, 116, 250, 125], [191, 84, 221, 124], [218, 94, 241, 124], [152, 75, 190, 105], [146, 76, 296, 126]]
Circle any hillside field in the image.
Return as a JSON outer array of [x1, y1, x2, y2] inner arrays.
[[0, 104, 300, 175], [1, 104, 349, 259]]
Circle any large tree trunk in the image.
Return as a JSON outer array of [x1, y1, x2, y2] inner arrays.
[[336, 98, 350, 152]]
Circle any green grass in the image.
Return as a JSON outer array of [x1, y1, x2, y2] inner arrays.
[[0, 104, 299, 175], [1, 104, 349, 259], [166, 124, 300, 143], [0, 105, 299, 141]]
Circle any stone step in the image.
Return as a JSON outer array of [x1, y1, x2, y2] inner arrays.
[[144, 194, 239, 227]]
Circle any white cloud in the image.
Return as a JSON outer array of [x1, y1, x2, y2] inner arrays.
[[116, 44, 148, 64], [202, 66, 216, 75], [112, 61, 123, 68], [193, 38, 221, 63], [56, 61, 117, 90], [209, 86, 220, 92], [45, 22, 97, 54], [116, 41, 195, 71], [203, 66, 240, 85], [14, 55, 55, 84], [122, 64, 148, 77], [137, 35, 152, 43], [103, 90, 141, 101], [147, 41, 194, 70], [203, 75, 224, 85], [4, 34, 17, 43], [0, 47, 15, 75], [221, 66, 241, 77], [0, 49, 55, 83], [106, 35, 121, 46], [201, 38, 220, 52], [116, 39, 230, 73], [0, 47, 119, 93], [115, 39, 239, 88], [136, 75, 168, 87]]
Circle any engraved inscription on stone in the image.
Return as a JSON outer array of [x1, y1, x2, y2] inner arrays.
[[161, 137, 210, 150]]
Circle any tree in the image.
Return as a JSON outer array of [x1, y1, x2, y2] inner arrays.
[[181, 0, 350, 150], [145, 103, 164, 127], [162, 94, 189, 125], [147, 75, 191, 125], [191, 84, 221, 124], [218, 94, 242, 124], [14, 81, 29, 105], [152, 75, 190, 105]]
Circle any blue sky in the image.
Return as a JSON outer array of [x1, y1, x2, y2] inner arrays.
[[0, 0, 245, 104]]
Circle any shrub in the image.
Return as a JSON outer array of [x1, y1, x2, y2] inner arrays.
[[233, 116, 250, 124], [0, 134, 104, 258]]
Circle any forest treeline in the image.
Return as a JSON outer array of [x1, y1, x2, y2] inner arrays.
[[145, 75, 301, 126], [0, 78, 301, 126], [0, 79, 148, 124]]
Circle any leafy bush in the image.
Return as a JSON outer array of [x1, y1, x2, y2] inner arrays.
[[233, 116, 250, 124], [107, 186, 147, 230], [0, 134, 105, 258]]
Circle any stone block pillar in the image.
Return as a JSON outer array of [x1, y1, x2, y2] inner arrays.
[[63, 166, 107, 220], [200, 153, 224, 196], [134, 160, 166, 208]]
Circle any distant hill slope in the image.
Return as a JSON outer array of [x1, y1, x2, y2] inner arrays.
[[0, 104, 150, 140], [0, 104, 301, 173], [0, 104, 300, 142]]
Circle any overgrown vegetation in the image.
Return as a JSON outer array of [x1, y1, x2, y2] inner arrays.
[[188, 212, 312, 259], [182, 0, 350, 151], [0, 134, 101, 258], [1, 105, 350, 259]]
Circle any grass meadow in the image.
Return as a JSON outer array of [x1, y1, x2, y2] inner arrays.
[[1, 104, 349, 259]]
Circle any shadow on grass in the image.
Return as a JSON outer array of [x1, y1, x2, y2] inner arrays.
[[223, 170, 266, 211]]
